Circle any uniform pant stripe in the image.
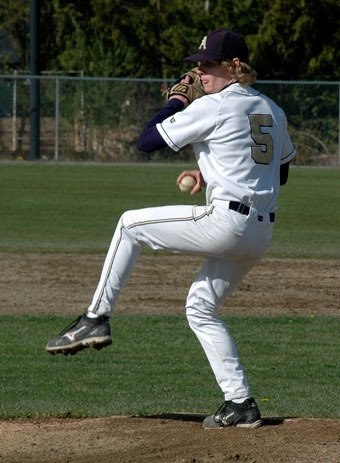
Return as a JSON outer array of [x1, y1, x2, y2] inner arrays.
[[92, 227, 123, 313]]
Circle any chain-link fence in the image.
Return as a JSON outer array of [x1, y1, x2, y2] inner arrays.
[[0, 74, 339, 165]]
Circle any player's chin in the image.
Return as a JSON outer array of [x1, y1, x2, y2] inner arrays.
[[202, 84, 213, 94]]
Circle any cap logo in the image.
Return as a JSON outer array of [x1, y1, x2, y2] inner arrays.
[[199, 36, 207, 50]]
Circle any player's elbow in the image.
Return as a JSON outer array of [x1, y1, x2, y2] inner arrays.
[[280, 162, 290, 185], [136, 137, 149, 152], [136, 137, 155, 153]]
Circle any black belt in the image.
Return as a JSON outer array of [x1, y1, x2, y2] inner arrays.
[[229, 201, 275, 223]]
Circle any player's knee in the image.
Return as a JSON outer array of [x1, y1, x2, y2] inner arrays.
[[186, 308, 201, 331], [120, 210, 135, 228], [186, 300, 217, 328]]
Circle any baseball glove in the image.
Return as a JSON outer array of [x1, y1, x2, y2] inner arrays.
[[163, 68, 204, 103]]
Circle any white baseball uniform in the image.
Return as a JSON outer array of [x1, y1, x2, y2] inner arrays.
[[87, 83, 295, 401]]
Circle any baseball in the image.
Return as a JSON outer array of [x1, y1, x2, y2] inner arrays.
[[179, 175, 196, 193]]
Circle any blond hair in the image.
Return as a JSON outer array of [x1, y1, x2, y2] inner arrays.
[[221, 60, 257, 85]]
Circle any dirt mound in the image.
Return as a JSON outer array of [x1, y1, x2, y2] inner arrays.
[[1, 416, 339, 463]]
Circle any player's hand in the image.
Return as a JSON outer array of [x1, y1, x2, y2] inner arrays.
[[169, 75, 191, 107], [177, 170, 206, 195]]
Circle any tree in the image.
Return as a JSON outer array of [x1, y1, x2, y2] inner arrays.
[[0, 0, 339, 80], [0, 0, 29, 71], [249, 0, 340, 80]]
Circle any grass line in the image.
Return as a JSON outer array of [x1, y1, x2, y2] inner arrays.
[[0, 314, 338, 419]]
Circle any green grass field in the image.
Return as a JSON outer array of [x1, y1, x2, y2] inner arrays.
[[0, 163, 339, 420], [1, 163, 339, 257]]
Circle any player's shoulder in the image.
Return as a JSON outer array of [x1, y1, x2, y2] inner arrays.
[[222, 83, 259, 97], [191, 84, 257, 107], [189, 92, 221, 111], [226, 84, 286, 113]]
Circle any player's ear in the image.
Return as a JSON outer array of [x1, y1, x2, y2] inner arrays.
[[232, 58, 240, 69]]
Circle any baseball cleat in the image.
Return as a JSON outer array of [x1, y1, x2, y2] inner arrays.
[[203, 397, 263, 429], [45, 314, 112, 355]]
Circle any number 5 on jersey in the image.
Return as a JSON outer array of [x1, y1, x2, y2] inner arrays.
[[249, 114, 273, 165]]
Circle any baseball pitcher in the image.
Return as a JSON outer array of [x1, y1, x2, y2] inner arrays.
[[46, 28, 295, 429]]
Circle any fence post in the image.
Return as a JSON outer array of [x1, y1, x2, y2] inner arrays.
[[12, 70, 17, 153], [28, 0, 40, 160], [54, 76, 60, 162], [80, 70, 85, 152]]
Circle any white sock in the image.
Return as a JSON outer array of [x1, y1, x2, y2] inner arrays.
[[231, 397, 249, 404], [86, 312, 99, 319]]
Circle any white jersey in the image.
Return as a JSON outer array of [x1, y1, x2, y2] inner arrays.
[[157, 83, 295, 212]]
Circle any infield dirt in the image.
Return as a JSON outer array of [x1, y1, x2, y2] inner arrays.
[[0, 253, 339, 463]]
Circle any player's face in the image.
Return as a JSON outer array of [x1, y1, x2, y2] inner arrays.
[[197, 61, 231, 94]]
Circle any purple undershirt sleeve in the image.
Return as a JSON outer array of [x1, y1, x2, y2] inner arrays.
[[137, 99, 184, 152]]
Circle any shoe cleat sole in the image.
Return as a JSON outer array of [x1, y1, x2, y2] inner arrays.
[[46, 337, 112, 356]]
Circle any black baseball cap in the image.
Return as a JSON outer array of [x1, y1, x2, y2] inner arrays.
[[184, 29, 249, 63]]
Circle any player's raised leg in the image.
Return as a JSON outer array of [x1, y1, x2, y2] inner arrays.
[[46, 203, 216, 355]]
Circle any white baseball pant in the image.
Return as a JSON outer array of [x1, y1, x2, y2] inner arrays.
[[87, 200, 274, 401]]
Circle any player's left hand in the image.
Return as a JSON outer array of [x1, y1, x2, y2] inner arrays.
[[177, 170, 206, 195], [168, 75, 192, 107], [163, 68, 204, 107]]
